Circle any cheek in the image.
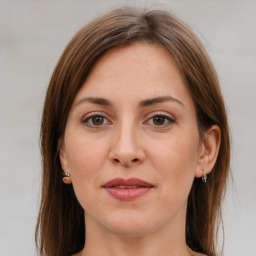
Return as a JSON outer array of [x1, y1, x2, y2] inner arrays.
[[150, 131, 199, 191], [154, 135, 198, 170], [151, 140, 197, 213], [65, 134, 108, 183], [64, 137, 108, 210]]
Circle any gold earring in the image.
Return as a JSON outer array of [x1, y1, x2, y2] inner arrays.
[[202, 170, 207, 183], [62, 172, 72, 184]]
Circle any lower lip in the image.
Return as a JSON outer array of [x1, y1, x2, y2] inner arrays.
[[104, 187, 152, 201]]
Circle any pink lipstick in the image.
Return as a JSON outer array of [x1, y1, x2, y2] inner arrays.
[[102, 178, 154, 201]]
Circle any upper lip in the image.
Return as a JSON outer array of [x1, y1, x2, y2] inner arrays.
[[102, 178, 154, 188]]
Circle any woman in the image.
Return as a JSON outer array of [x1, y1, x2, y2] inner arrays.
[[36, 7, 230, 256]]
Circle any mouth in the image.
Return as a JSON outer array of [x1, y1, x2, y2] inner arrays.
[[102, 178, 154, 201]]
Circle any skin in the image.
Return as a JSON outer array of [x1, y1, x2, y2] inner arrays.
[[59, 42, 220, 256]]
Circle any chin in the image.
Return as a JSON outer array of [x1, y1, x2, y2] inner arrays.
[[106, 223, 151, 238], [101, 212, 155, 237]]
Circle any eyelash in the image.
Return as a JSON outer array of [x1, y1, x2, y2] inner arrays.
[[82, 112, 175, 128], [82, 113, 111, 127], [144, 113, 175, 128]]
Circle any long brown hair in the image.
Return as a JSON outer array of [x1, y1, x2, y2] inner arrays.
[[36, 7, 230, 256]]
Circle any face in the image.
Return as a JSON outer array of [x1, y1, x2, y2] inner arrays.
[[59, 43, 205, 237]]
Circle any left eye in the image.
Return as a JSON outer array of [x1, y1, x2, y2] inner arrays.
[[82, 115, 110, 127], [145, 115, 174, 127]]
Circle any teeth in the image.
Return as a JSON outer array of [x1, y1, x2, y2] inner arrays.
[[115, 185, 140, 189]]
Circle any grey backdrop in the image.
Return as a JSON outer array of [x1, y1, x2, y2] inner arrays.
[[0, 0, 256, 255]]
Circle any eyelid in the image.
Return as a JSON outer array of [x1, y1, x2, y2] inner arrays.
[[81, 111, 175, 128], [82, 111, 112, 127], [144, 111, 176, 127], [146, 111, 175, 120]]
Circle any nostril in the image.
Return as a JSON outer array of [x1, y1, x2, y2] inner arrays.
[[113, 158, 139, 165]]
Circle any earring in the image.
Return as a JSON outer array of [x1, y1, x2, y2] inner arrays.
[[202, 170, 207, 183], [62, 172, 72, 184]]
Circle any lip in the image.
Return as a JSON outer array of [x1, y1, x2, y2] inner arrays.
[[102, 178, 154, 201]]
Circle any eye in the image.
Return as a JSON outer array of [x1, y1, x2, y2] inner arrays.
[[82, 113, 111, 127], [145, 114, 175, 127]]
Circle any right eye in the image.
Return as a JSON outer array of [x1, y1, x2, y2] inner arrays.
[[82, 113, 111, 127]]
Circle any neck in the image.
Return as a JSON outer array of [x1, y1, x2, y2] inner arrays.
[[81, 212, 191, 256]]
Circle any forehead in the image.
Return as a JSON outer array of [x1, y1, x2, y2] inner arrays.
[[87, 42, 183, 84], [74, 42, 193, 109]]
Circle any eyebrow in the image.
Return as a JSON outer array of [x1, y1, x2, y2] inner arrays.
[[74, 97, 113, 107], [74, 95, 183, 108], [139, 96, 184, 107]]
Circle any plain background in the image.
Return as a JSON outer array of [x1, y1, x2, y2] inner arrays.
[[0, 0, 255, 255]]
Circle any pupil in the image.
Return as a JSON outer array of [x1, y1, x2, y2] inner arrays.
[[153, 116, 164, 125], [93, 116, 103, 125]]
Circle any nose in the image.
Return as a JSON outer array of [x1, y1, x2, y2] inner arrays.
[[109, 123, 145, 168]]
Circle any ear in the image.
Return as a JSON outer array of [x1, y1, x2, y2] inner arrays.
[[195, 125, 221, 178], [58, 138, 70, 172]]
